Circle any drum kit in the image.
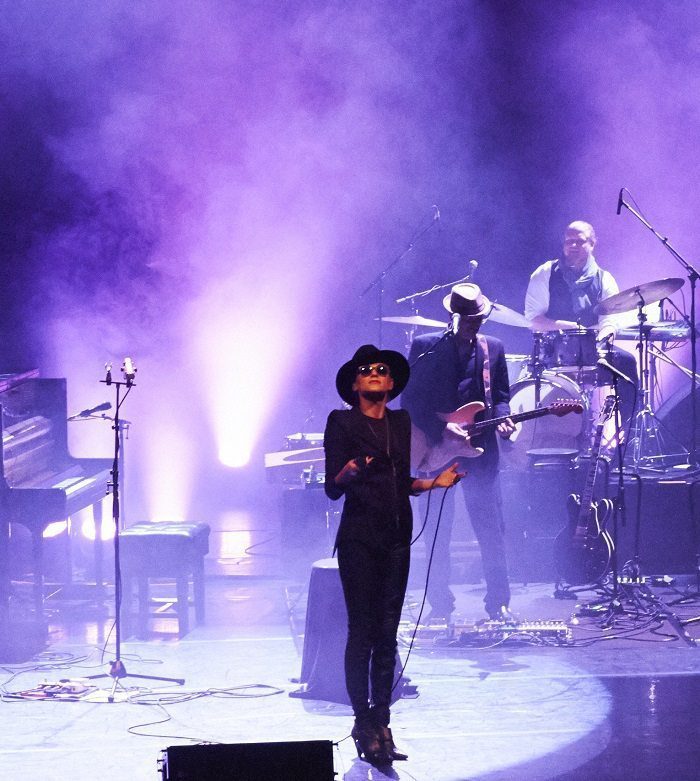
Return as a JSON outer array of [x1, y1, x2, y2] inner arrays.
[[384, 276, 692, 471]]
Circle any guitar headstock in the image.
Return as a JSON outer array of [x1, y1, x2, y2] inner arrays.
[[549, 400, 584, 417], [600, 394, 616, 420]]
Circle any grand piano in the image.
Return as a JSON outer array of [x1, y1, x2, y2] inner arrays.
[[0, 372, 112, 629]]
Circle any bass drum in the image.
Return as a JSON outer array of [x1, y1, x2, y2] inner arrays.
[[500, 372, 587, 471]]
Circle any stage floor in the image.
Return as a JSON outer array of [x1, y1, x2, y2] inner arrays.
[[1, 572, 699, 780]]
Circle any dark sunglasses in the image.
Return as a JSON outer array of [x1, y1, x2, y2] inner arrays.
[[356, 363, 391, 377]]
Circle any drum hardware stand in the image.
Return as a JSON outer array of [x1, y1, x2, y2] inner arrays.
[[618, 189, 699, 467], [362, 205, 440, 347], [647, 342, 700, 386], [528, 331, 546, 408], [87, 359, 184, 700], [625, 298, 688, 472]]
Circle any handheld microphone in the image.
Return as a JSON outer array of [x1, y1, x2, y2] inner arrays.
[[432, 204, 440, 222], [597, 357, 634, 385], [450, 312, 461, 333], [616, 188, 624, 215], [467, 259, 478, 280], [105, 363, 112, 385]]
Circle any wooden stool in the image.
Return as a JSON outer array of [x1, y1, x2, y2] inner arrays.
[[119, 521, 210, 638]]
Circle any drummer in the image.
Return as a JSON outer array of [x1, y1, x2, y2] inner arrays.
[[524, 220, 638, 420]]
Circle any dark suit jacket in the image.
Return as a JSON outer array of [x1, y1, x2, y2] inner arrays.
[[401, 331, 511, 474], [324, 406, 414, 549]]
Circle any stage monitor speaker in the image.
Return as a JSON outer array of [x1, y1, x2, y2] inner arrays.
[[657, 387, 700, 453], [159, 739, 335, 781]]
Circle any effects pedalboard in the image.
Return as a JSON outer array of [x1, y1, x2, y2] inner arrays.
[[455, 619, 573, 646]]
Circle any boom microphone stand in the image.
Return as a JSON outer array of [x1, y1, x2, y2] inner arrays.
[[361, 205, 440, 347], [88, 359, 184, 700]]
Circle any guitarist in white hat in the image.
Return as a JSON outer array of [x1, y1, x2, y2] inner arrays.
[[401, 283, 516, 622]]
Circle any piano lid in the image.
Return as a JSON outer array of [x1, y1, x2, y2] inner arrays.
[[0, 369, 40, 394]]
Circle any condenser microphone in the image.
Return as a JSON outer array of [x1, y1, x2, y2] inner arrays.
[[122, 356, 137, 386], [616, 188, 624, 215], [450, 312, 461, 333]]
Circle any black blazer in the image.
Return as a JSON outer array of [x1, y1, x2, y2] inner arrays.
[[401, 331, 511, 474], [324, 406, 414, 549]]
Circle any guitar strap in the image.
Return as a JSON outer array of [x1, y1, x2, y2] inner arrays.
[[476, 334, 493, 413]]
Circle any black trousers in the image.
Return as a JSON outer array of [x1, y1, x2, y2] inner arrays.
[[336, 539, 409, 728], [417, 469, 510, 617]]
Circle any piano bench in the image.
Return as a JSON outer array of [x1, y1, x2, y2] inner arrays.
[[119, 521, 210, 638]]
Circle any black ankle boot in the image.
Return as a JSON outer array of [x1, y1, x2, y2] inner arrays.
[[377, 725, 408, 761], [351, 724, 391, 765]]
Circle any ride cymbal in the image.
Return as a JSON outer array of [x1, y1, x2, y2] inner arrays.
[[595, 278, 685, 316]]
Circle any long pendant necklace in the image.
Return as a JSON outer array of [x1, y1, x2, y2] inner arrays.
[[366, 414, 390, 456]]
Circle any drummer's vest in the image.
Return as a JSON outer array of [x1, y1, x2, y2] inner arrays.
[[547, 261, 604, 328]]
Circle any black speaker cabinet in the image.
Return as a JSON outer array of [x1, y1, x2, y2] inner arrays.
[[611, 477, 697, 575], [159, 740, 335, 781], [502, 464, 578, 583]]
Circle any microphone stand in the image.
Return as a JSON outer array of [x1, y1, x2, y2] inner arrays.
[[608, 375, 626, 611], [361, 205, 440, 347], [88, 362, 184, 700], [618, 190, 699, 466], [394, 268, 478, 352], [395, 269, 476, 306], [67, 404, 131, 601]]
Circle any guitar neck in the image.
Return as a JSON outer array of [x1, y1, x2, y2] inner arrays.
[[468, 405, 553, 435]]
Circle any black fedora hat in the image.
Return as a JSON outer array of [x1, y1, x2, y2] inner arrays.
[[335, 344, 410, 406]]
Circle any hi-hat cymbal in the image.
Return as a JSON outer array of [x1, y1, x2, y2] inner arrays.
[[595, 277, 685, 316], [487, 302, 530, 328], [380, 315, 447, 328]]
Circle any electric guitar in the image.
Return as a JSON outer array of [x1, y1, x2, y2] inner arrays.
[[553, 395, 616, 586], [411, 399, 583, 474]]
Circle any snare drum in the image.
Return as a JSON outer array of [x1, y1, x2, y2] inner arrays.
[[543, 329, 599, 370], [500, 372, 587, 471]]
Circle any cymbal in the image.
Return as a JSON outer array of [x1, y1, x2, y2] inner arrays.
[[380, 315, 447, 328], [595, 277, 685, 316], [616, 320, 692, 342], [487, 302, 530, 328]]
